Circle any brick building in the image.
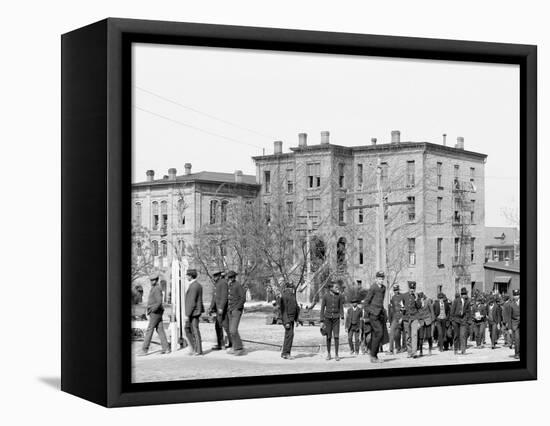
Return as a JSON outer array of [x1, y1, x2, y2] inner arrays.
[[252, 130, 487, 300]]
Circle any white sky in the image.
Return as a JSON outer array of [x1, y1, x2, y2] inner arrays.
[[132, 43, 519, 227]]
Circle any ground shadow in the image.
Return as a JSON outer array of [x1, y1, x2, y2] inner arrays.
[[38, 377, 61, 390], [292, 353, 321, 360]]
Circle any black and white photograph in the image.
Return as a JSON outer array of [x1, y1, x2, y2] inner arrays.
[[130, 43, 521, 383]]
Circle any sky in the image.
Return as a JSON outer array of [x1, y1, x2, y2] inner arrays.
[[132, 43, 520, 227]]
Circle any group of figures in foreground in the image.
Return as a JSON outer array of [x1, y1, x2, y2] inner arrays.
[[137, 269, 521, 364]]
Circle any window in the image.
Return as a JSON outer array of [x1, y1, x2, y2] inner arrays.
[[307, 163, 321, 188], [306, 198, 320, 218], [358, 238, 364, 265], [286, 169, 294, 193], [160, 240, 168, 257], [221, 200, 229, 223], [357, 163, 363, 187], [210, 200, 218, 224], [220, 241, 227, 257], [177, 199, 185, 225], [160, 201, 168, 229], [437, 162, 443, 188], [152, 201, 159, 230], [338, 163, 345, 188], [406, 160, 415, 187], [151, 240, 159, 257], [357, 198, 364, 223], [408, 238, 416, 266], [437, 285, 443, 294], [177, 239, 185, 256], [454, 164, 460, 188], [286, 201, 294, 220], [338, 198, 345, 223], [471, 237, 475, 262], [437, 238, 443, 265], [407, 196, 415, 221], [454, 197, 461, 224], [454, 237, 460, 263], [380, 162, 388, 187], [470, 200, 475, 223], [134, 202, 142, 226], [470, 167, 475, 183], [264, 171, 271, 194], [264, 202, 271, 224], [437, 197, 443, 223]]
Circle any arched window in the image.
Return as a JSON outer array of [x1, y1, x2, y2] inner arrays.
[[151, 240, 159, 256], [152, 201, 159, 230], [210, 200, 218, 224], [177, 199, 186, 225], [337, 237, 347, 267], [221, 200, 229, 223], [160, 201, 168, 228], [177, 239, 185, 256], [160, 240, 168, 257], [134, 202, 142, 226]]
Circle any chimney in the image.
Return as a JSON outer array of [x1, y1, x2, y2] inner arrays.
[[321, 130, 330, 145], [184, 163, 192, 175], [168, 168, 177, 180], [443, 133, 447, 146], [371, 137, 377, 145], [274, 140, 283, 154], [298, 133, 307, 147], [146, 170, 155, 182], [391, 130, 401, 143], [235, 170, 243, 183], [455, 136, 464, 150]]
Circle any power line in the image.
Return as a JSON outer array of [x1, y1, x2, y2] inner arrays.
[[134, 105, 264, 150], [134, 85, 276, 140]]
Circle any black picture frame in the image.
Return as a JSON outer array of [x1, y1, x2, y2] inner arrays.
[[61, 18, 537, 407]]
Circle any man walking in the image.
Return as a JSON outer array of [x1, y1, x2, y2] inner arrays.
[[363, 271, 386, 363], [486, 296, 502, 349], [388, 284, 404, 355], [433, 292, 451, 351], [184, 269, 204, 355], [451, 287, 471, 355], [510, 289, 520, 359], [501, 295, 513, 348], [472, 295, 488, 348], [139, 271, 170, 356], [227, 270, 246, 356], [209, 270, 231, 350], [320, 281, 345, 361], [402, 281, 422, 358], [280, 282, 300, 359], [417, 292, 434, 356], [346, 298, 363, 355]]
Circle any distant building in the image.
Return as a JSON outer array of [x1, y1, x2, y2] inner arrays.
[[253, 130, 487, 300], [484, 259, 520, 295], [484, 226, 519, 262]]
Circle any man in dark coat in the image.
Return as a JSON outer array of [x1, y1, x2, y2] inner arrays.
[[345, 297, 363, 355], [363, 271, 387, 363], [501, 295, 513, 347], [388, 284, 404, 354], [417, 292, 435, 356], [139, 271, 170, 356], [433, 292, 451, 351], [227, 270, 246, 355], [320, 281, 345, 361], [510, 289, 520, 359], [486, 296, 502, 349], [184, 269, 205, 355], [209, 270, 231, 350], [402, 281, 422, 358], [450, 287, 471, 354], [472, 296, 488, 348], [280, 282, 300, 359]]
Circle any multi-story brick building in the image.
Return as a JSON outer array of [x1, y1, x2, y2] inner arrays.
[[252, 130, 487, 300]]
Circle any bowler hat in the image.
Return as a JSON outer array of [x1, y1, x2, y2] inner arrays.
[[375, 270, 385, 278], [408, 281, 416, 289], [212, 270, 223, 277], [149, 271, 159, 280], [418, 291, 425, 299], [460, 287, 468, 295], [393, 284, 400, 291], [186, 268, 197, 275], [512, 289, 520, 296], [227, 270, 238, 279], [437, 292, 444, 299], [351, 297, 360, 303]]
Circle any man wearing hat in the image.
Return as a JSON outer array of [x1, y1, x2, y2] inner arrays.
[[450, 287, 472, 355], [345, 297, 363, 355], [433, 292, 451, 351], [227, 271, 246, 355], [510, 289, 520, 359], [209, 270, 231, 350], [417, 292, 435, 356], [501, 294, 513, 348], [280, 282, 300, 359], [402, 281, 422, 358], [472, 295, 488, 348], [388, 284, 404, 355], [139, 271, 170, 356], [363, 271, 387, 363], [184, 269, 204, 355], [320, 281, 345, 361], [486, 295, 502, 349]]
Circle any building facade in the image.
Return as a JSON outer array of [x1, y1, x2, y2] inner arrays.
[[484, 226, 519, 262], [252, 130, 487, 300], [484, 259, 520, 295]]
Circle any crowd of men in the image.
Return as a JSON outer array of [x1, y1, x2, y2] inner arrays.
[[136, 269, 520, 364]]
